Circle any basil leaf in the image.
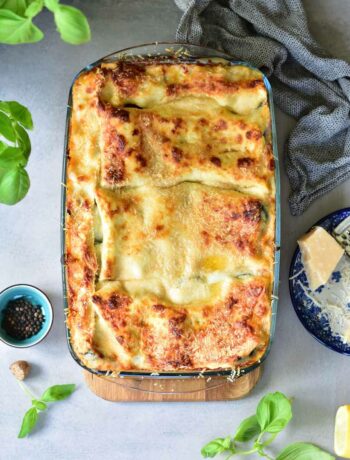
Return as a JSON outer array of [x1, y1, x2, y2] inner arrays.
[[0, 0, 28, 15], [18, 407, 38, 438], [31, 399, 47, 411], [43, 0, 58, 12], [234, 414, 261, 442], [276, 442, 335, 460], [0, 100, 33, 129], [53, 5, 90, 45], [25, 0, 43, 18], [14, 123, 31, 158], [201, 436, 232, 458], [0, 145, 27, 167], [0, 166, 30, 204], [0, 9, 44, 44], [256, 392, 292, 434], [41, 384, 76, 402], [0, 111, 16, 141]]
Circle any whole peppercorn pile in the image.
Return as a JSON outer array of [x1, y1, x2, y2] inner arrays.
[[1, 298, 44, 340]]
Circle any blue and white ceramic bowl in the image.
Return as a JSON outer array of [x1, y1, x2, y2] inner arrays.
[[289, 208, 350, 355], [0, 284, 53, 348]]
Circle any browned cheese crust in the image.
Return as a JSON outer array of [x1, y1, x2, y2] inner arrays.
[[65, 59, 275, 372]]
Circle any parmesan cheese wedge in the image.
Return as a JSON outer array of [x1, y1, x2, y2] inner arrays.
[[298, 226, 344, 291]]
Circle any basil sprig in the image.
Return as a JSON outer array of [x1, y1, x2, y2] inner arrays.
[[201, 391, 335, 459], [17, 381, 76, 438], [0, 100, 33, 205], [0, 0, 90, 45]]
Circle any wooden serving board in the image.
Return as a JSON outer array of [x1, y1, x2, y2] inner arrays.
[[84, 366, 261, 402]]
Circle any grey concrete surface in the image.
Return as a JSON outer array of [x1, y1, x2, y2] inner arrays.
[[1, 1, 350, 459]]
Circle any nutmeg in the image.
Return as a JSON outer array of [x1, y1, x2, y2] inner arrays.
[[10, 360, 31, 381]]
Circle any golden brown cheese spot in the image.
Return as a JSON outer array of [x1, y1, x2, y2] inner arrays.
[[243, 199, 262, 222], [169, 313, 187, 338], [103, 129, 127, 184], [201, 194, 264, 255], [92, 290, 139, 354], [112, 108, 130, 122], [136, 154, 147, 168], [97, 100, 131, 123], [201, 230, 211, 246], [167, 83, 188, 96], [155, 224, 164, 233], [214, 119, 228, 130], [106, 165, 125, 183], [210, 156, 221, 167], [191, 278, 269, 366], [142, 306, 192, 369], [166, 78, 265, 98], [246, 129, 262, 140], [226, 296, 239, 310], [105, 61, 146, 97], [83, 267, 94, 286], [172, 117, 183, 133], [237, 157, 255, 169], [114, 133, 126, 151], [171, 146, 183, 163]]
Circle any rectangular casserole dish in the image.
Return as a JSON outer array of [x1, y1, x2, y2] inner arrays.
[[61, 42, 280, 379]]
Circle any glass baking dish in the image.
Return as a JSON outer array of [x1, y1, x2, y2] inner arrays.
[[61, 42, 281, 385]]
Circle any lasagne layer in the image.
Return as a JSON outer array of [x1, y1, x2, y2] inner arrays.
[[66, 58, 275, 372]]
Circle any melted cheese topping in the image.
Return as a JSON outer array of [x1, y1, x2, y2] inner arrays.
[[66, 58, 275, 372], [95, 183, 273, 285]]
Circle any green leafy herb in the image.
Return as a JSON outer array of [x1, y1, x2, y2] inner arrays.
[[0, 100, 32, 205], [14, 123, 31, 158], [0, 101, 33, 129], [276, 442, 335, 460], [0, 9, 43, 44], [53, 4, 90, 45], [16, 380, 76, 438], [0, 166, 30, 204], [0, 145, 26, 168], [41, 384, 76, 402], [31, 400, 47, 411], [234, 415, 261, 442], [18, 407, 38, 438], [0, 110, 17, 141], [43, 0, 58, 12], [0, 0, 28, 16], [256, 392, 292, 434], [0, 0, 90, 45], [201, 436, 232, 458], [200, 391, 335, 459], [24, 0, 43, 19]]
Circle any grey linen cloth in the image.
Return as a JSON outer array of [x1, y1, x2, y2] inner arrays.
[[174, 0, 350, 215]]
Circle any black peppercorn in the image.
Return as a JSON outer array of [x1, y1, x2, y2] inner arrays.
[[1, 298, 45, 340]]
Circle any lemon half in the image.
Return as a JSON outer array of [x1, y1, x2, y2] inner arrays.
[[335, 405, 350, 458]]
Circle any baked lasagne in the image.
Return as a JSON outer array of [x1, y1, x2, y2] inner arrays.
[[65, 57, 275, 373]]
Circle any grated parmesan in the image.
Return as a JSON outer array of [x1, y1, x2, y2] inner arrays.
[[296, 258, 350, 344]]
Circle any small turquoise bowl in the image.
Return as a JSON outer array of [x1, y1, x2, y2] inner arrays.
[[0, 284, 53, 348]]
